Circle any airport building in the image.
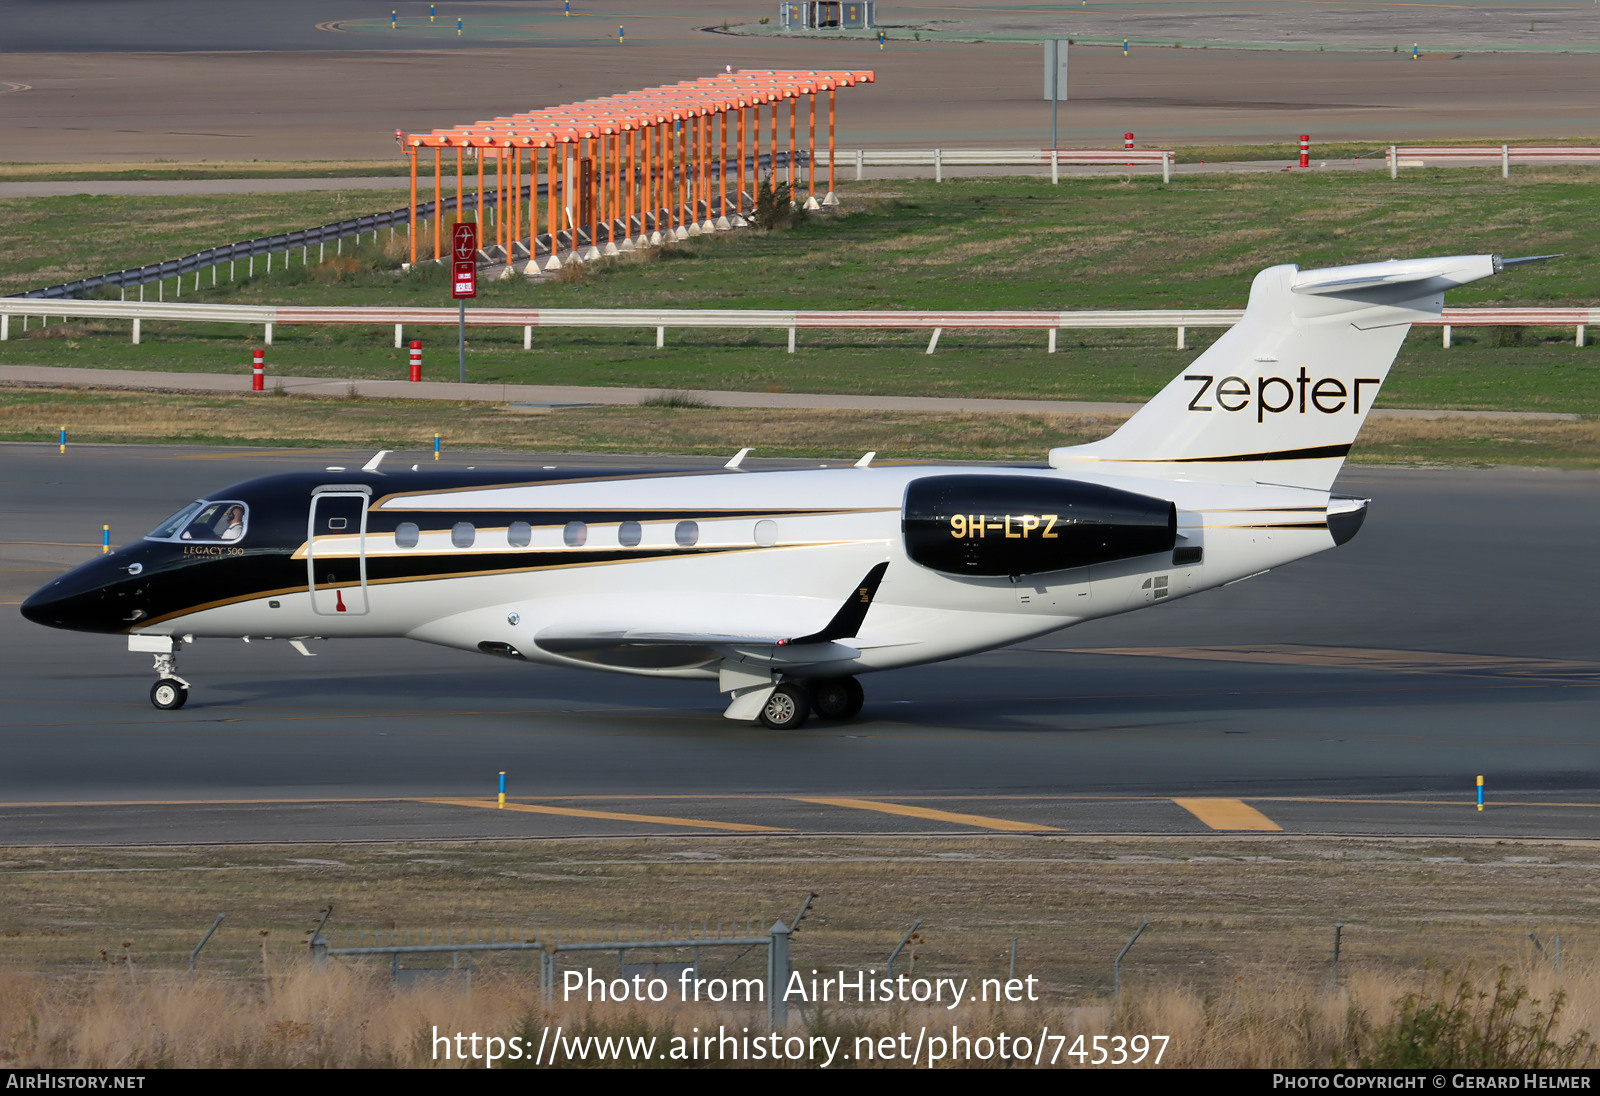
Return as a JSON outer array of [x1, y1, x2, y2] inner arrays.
[[778, 2, 876, 31]]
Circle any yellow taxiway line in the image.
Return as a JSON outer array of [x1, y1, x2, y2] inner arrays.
[[1173, 798, 1284, 831], [422, 797, 783, 833], [792, 796, 1058, 832]]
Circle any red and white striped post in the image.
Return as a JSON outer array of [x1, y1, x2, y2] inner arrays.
[[251, 348, 265, 391], [1299, 134, 1310, 168], [1124, 132, 1135, 151], [409, 340, 422, 382]]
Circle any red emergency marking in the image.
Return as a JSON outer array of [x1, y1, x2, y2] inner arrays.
[[335, 589, 347, 613], [252, 348, 265, 392], [1299, 134, 1310, 168], [409, 340, 423, 382]]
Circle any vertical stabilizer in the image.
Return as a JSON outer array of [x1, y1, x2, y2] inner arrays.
[[1049, 254, 1503, 491]]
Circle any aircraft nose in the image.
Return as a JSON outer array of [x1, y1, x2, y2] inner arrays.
[[20, 557, 136, 633]]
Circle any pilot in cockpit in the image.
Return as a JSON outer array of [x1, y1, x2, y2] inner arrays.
[[217, 505, 245, 541]]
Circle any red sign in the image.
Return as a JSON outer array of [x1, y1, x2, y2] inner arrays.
[[451, 222, 477, 299]]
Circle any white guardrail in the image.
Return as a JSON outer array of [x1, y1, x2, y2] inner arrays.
[[1387, 145, 1600, 179], [0, 300, 1592, 353], [813, 148, 1174, 184]]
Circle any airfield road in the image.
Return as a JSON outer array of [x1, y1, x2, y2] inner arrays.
[[2, 444, 1595, 846], [2, 0, 1597, 163]]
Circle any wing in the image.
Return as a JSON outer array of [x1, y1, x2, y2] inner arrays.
[[534, 564, 894, 671]]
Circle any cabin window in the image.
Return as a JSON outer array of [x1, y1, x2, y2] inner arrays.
[[395, 522, 420, 548], [754, 519, 778, 548], [451, 522, 476, 548], [675, 520, 699, 547], [507, 521, 532, 548], [618, 520, 643, 548], [174, 501, 249, 543], [563, 521, 588, 547]]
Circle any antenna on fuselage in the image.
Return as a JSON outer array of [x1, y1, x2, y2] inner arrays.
[[361, 450, 390, 472], [724, 447, 752, 470], [854, 451, 876, 467]]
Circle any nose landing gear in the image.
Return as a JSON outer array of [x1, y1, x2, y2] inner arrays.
[[149, 650, 191, 710], [130, 636, 192, 710]]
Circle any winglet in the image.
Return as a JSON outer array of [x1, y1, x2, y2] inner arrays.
[[725, 447, 752, 470], [789, 562, 889, 644], [361, 450, 389, 472], [854, 451, 876, 468]]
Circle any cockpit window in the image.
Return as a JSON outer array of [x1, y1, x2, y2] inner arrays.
[[178, 501, 249, 543], [146, 501, 204, 540]]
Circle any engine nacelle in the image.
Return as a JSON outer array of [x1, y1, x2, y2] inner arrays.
[[903, 475, 1177, 577]]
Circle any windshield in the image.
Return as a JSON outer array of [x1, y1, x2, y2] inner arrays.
[[146, 501, 203, 540], [179, 501, 249, 543]]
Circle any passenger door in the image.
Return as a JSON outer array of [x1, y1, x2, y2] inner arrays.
[[307, 486, 370, 615]]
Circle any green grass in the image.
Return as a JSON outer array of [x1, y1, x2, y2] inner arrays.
[[2, 169, 1596, 415], [0, 190, 409, 296]]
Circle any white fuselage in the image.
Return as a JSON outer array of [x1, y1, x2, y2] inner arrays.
[[167, 464, 1340, 679]]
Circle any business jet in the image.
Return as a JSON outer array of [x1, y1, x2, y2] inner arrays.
[[22, 254, 1525, 727]]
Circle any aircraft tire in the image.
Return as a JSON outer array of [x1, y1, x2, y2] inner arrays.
[[150, 678, 188, 710], [808, 677, 864, 721], [758, 683, 810, 729]]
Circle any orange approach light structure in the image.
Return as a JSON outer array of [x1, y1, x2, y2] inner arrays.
[[398, 70, 873, 271]]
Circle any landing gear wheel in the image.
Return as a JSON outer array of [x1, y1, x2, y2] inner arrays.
[[808, 676, 864, 721], [150, 678, 188, 711], [758, 683, 810, 729]]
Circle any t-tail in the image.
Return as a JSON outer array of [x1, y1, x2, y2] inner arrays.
[[1050, 254, 1514, 491]]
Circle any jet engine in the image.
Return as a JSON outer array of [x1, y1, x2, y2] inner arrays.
[[902, 475, 1176, 577]]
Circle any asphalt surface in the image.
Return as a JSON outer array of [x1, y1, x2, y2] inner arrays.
[[3, 443, 1596, 845]]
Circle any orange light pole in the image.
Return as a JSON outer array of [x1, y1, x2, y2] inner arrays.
[[475, 141, 485, 224], [408, 145, 418, 266], [736, 102, 747, 215], [697, 111, 709, 224], [494, 144, 504, 255], [788, 94, 797, 191], [455, 145, 464, 233], [806, 91, 816, 204], [718, 108, 728, 222], [545, 144, 557, 263], [622, 128, 633, 244], [432, 146, 443, 261], [594, 130, 606, 248], [643, 122, 654, 237], [588, 135, 599, 254], [608, 129, 620, 243], [826, 86, 836, 203], [534, 140, 547, 264], [769, 98, 777, 182], [512, 142, 523, 264]]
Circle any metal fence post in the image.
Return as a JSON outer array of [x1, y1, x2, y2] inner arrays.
[[855, 148, 863, 181], [1331, 922, 1344, 987], [767, 920, 791, 1028], [189, 914, 226, 981], [1114, 920, 1150, 998], [1051, 150, 1059, 185], [1502, 144, 1510, 178], [1388, 145, 1398, 179], [934, 148, 942, 183]]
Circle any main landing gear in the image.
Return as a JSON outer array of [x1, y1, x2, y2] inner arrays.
[[757, 676, 865, 730]]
